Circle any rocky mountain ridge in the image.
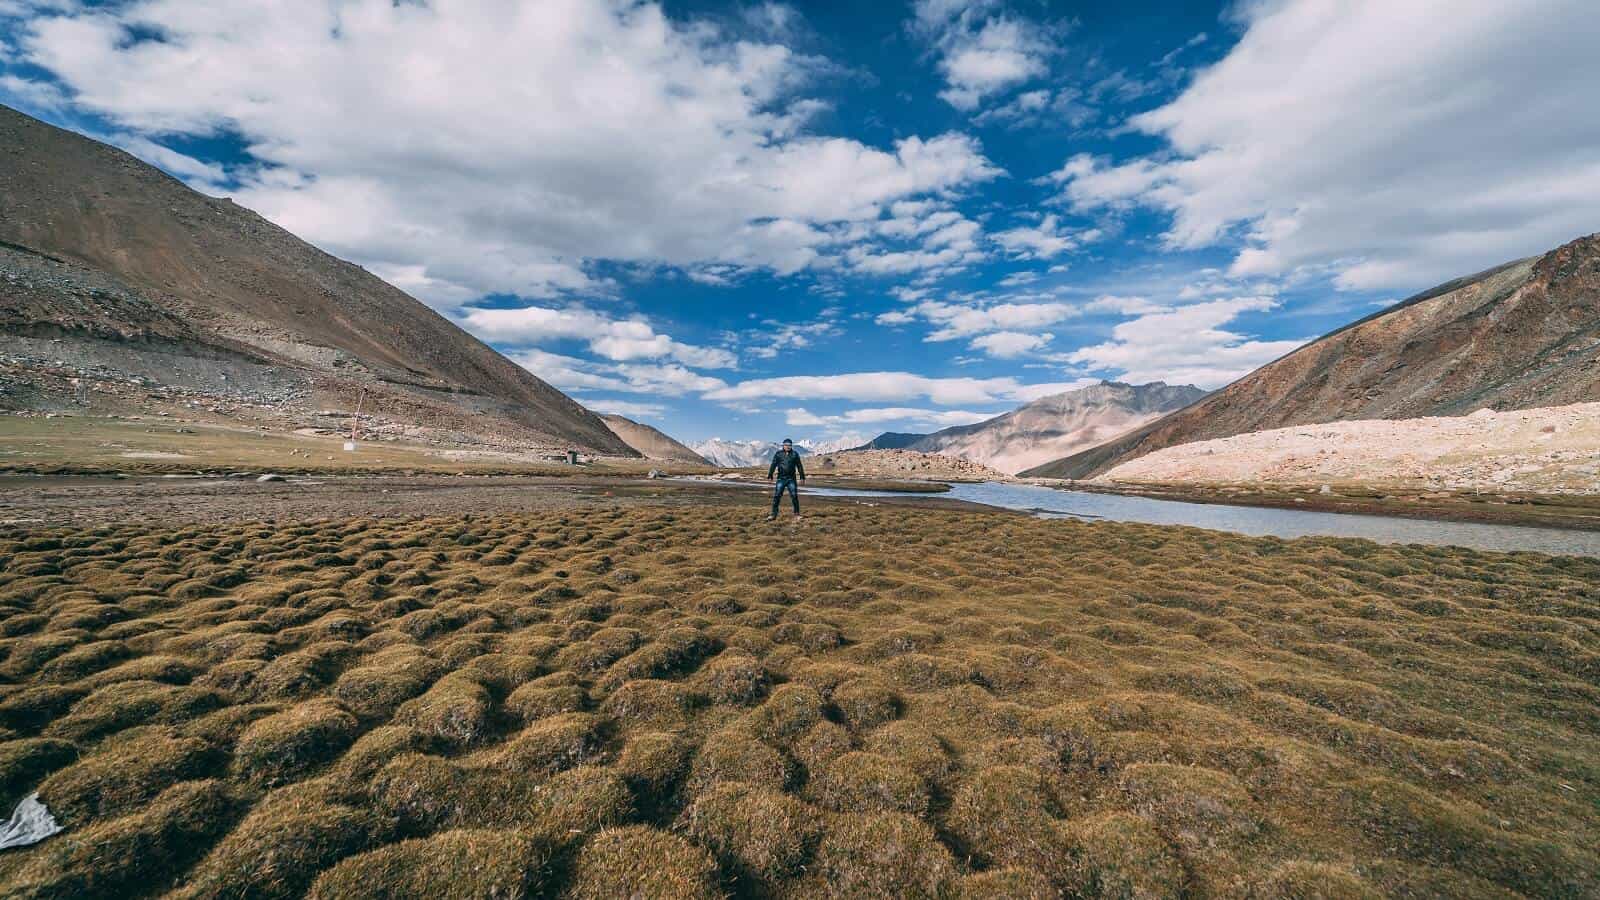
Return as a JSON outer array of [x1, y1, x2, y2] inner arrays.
[[860, 381, 1207, 475], [601, 415, 710, 464], [1026, 234, 1600, 479]]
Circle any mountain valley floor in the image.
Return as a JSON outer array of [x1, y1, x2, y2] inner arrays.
[[0, 496, 1596, 897]]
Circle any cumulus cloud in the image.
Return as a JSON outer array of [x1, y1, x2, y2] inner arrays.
[[460, 304, 735, 369], [512, 348, 729, 397], [11, 0, 1001, 302], [786, 406, 994, 428], [581, 398, 668, 420], [706, 370, 1096, 407], [745, 315, 844, 360], [1067, 296, 1306, 388], [708, 371, 1029, 405], [1051, 0, 1600, 291], [970, 330, 1050, 358], [990, 214, 1097, 260], [908, 298, 1079, 341], [910, 0, 1054, 110]]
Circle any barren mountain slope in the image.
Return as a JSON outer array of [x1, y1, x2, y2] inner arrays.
[[1026, 234, 1600, 479], [601, 415, 710, 464], [0, 103, 632, 456], [1101, 402, 1600, 494], [907, 381, 1205, 474]]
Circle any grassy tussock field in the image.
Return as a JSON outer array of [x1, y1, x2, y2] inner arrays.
[[0, 506, 1596, 898]]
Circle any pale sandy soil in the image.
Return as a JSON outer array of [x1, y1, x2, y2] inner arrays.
[[1099, 402, 1600, 494]]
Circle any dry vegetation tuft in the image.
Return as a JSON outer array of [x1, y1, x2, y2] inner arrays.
[[0, 505, 1597, 896]]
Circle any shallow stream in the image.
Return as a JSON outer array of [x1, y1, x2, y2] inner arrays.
[[797, 480, 1600, 557]]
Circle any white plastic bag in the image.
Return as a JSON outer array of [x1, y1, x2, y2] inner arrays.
[[0, 793, 63, 850]]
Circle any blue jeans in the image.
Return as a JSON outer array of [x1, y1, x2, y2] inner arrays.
[[771, 477, 800, 515]]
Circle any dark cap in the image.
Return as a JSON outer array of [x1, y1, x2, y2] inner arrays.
[[782, 438, 793, 445]]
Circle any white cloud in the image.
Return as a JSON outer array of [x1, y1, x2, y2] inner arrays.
[[991, 213, 1096, 260], [971, 86, 1096, 130], [706, 370, 1077, 406], [582, 398, 669, 420], [787, 406, 994, 428], [458, 305, 735, 369], [1067, 296, 1306, 388], [614, 363, 729, 396], [1051, 0, 1600, 291], [708, 371, 1017, 405], [911, 1, 1053, 110], [511, 348, 727, 397], [970, 330, 1050, 358], [745, 316, 843, 360], [110, 135, 228, 194], [912, 299, 1079, 341], [13, 0, 1000, 302], [511, 349, 632, 393]]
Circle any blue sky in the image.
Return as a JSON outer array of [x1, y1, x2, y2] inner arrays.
[[3, 1, 1597, 445]]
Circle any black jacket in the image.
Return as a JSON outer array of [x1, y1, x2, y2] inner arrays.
[[768, 448, 805, 480]]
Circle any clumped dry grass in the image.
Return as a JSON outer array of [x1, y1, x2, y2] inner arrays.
[[0, 505, 1598, 896]]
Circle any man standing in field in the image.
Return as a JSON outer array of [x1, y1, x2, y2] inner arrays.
[[766, 438, 805, 521]]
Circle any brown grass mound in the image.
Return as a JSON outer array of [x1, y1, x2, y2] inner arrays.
[[686, 726, 792, 796], [807, 751, 930, 816], [947, 765, 1067, 877], [678, 782, 822, 887], [0, 504, 1597, 896], [810, 812, 960, 897], [175, 788, 391, 900], [3, 779, 241, 899], [306, 829, 551, 900], [567, 825, 720, 900], [392, 671, 493, 749], [231, 699, 359, 786], [1062, 811, 1185, 899], [37, 727, 219, 823]]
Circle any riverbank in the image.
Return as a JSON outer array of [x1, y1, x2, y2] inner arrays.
[[1036, 478, 1600, 533]]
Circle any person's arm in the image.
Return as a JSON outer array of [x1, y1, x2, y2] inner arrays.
[[796, 454, 806, 481], [768, 452, 778, 480]]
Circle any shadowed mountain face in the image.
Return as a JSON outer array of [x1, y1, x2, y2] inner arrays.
[[862, 382, 1206, 475], [0, 103, 633, 456], [1025, 234, 1600, 480], [600, 415, 709, 464]]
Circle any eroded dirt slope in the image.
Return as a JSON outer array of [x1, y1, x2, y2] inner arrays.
[[1101, 402, 1600, 495], [1028, 234, 1600, 479]]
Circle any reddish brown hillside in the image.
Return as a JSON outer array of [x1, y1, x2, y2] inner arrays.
[[0, 103, 632, 456], [1026, 234, 1600, 479]]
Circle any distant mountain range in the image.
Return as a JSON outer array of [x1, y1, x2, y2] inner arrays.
[[0, 103, 632, 456], [690, 438, 811, 469], [856, 382, 1207, 475], [601, 415, 710, 464], [855, 432, 927, 451], [1025, 233, 1600, 480]]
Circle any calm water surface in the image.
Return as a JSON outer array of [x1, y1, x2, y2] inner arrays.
[[796, 480, 1600, 558]]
